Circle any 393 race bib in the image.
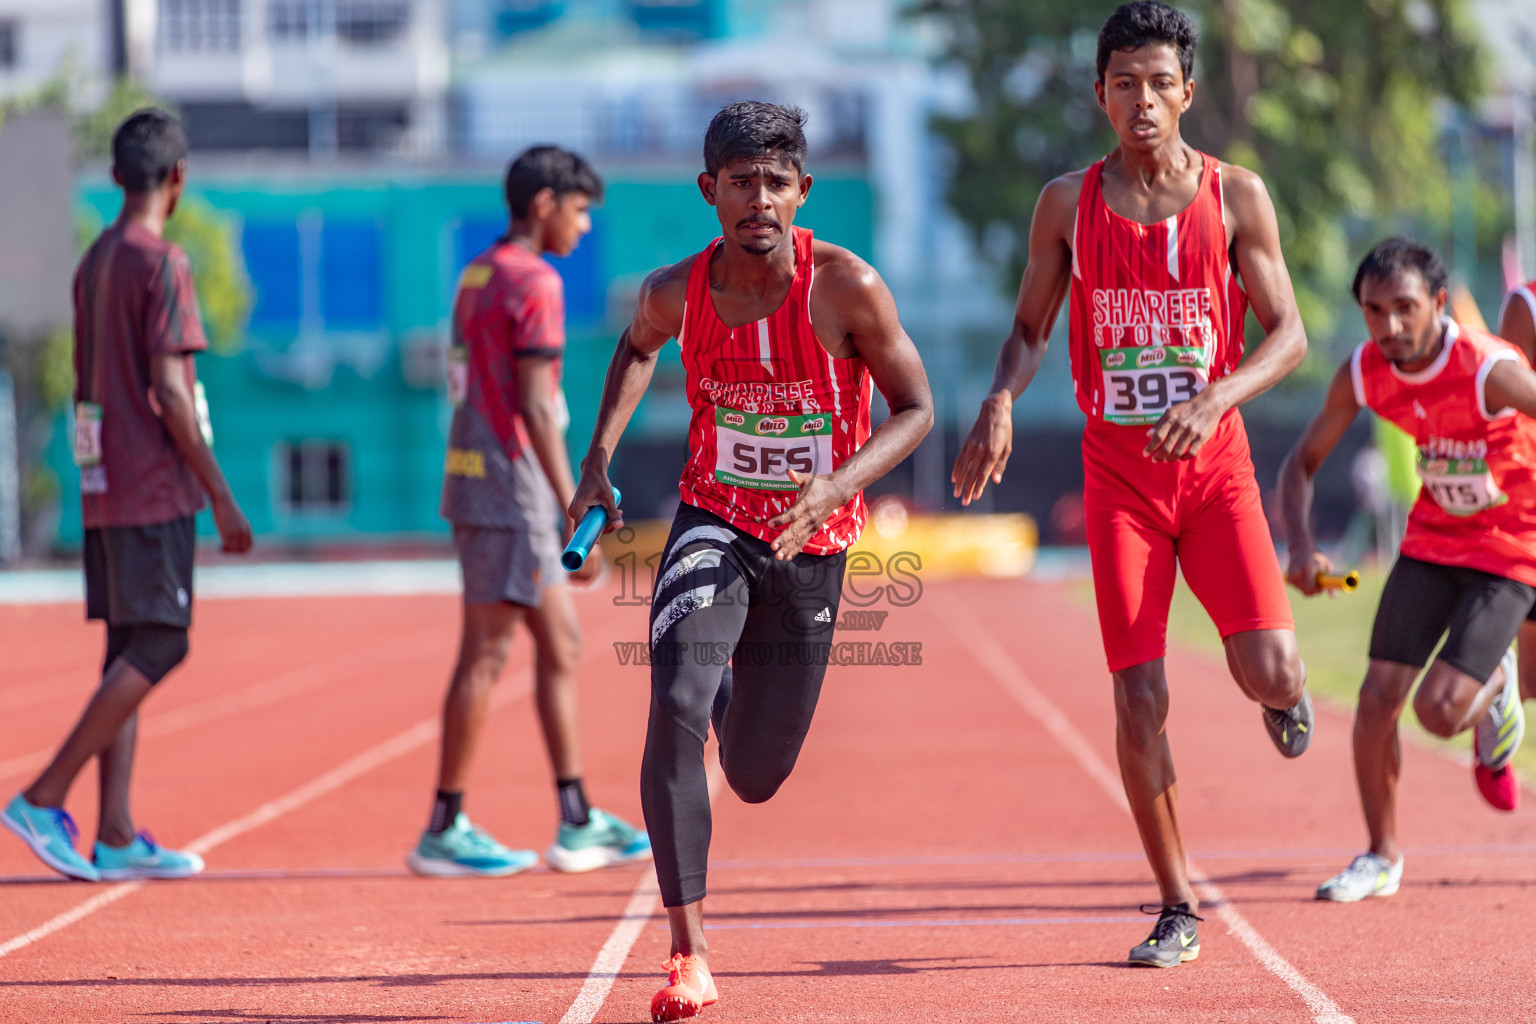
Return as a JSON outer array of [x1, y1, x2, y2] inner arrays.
[[714, 407, 832, 491], [1419, 456, 1507, 516], [1100, 345, 1208, 425], [72, 402, 102, 467], [447, 346, 468, 407]]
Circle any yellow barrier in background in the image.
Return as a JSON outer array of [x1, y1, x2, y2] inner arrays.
[[602, 497, 1038, 580]]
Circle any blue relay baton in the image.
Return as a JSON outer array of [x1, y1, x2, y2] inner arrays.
[[562, 487, 621, 571]]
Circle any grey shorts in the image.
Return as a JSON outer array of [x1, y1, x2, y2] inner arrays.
[[454, 521, 564, 608]]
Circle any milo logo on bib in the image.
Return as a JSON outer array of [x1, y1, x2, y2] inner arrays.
[[1100, 345, 1208, 426], [715, 407, 833, 491], [1417, 443, 1506, 516]]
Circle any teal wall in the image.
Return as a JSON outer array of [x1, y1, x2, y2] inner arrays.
[[54, 168, 873, 546]]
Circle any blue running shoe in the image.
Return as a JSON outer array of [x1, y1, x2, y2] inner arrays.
[[2, 793, 99, 881], [94, 831, 205, 880], [406, 813, 538, 877], [545, 808, 652, 873]]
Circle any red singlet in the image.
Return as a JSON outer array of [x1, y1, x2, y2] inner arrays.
[[676, 227, 873, 555], [1070, 151, 1292, 671], [1352, 319, 1536, 586]]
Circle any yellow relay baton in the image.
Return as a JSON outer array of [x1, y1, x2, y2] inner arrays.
[[1316, 570, 1361, 593]]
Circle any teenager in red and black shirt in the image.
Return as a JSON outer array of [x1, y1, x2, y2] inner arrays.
[[2, 109, 252, 882], [410, 147, 649, 878]]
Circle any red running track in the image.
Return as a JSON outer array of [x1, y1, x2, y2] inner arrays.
[[0, 577, 1533, 1023]]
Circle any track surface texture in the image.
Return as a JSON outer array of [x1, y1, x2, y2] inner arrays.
[[1, 577, 1533, 1023]]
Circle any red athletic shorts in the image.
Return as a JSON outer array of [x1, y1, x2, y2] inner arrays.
[[1082, 408, 1293, 672]]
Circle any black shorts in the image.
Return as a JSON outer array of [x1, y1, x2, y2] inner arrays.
[[84, 516, 196, 628], [1369, 555, 1534, 682]]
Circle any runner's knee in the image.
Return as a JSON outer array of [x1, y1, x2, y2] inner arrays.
[[721, 754, 791, 805], [1113, 667, 1169, 747], [650, 663, 715, 741], [119, 624, 189, 684], [1412, 667, 1474, 737], [1225, 630, 1303, 706]]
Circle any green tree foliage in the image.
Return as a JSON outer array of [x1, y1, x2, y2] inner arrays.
[[163, 199, 251, 354], [73, 77, 170, 161], [917, 0, 1487, 342]]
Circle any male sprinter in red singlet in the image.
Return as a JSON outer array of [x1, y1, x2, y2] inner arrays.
[[1281, 238, 1534, 901], [951, 1, 1312, 966], [1497, 280, 1536, 712], [569, 101, 932, 1021]]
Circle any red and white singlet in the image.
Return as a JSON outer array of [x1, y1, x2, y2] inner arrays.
[[1353, 319, 1536, 586], [676, 226, 873, 555], [1069, 151, 1249, 426]]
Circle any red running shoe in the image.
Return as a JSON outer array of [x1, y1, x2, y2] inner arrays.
[[1474, 734, 1520, 812], [651, 953, 717, 1022]]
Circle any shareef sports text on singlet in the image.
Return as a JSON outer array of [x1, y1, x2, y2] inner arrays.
[[1092, 286, 1218, 426]]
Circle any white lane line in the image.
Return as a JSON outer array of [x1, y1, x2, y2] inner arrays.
[[952, 614, 1357, 1024], [558, 757, 724, 1024], [0, 669, 532, 961], [0, 881, 145, 958], [0, 627, 442, 785]]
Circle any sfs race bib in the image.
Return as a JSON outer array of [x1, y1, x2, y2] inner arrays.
[[714, 407, 832, 491], [1419, 456, 1507, 516], [1100, 345, 1208, 426]]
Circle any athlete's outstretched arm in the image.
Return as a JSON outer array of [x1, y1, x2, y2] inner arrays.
[[1277, 360, 1360, 595], [569, 262, 687, 531], [1498, 291, 1536, 364], [767, 252, 934, 560], [951, 175, 1076, 505], [1144, 166, 1307, 462]]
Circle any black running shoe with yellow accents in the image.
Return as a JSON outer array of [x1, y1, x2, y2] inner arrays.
[[1262, 689, 1313, 758], [1128, 902, 1202, 968]]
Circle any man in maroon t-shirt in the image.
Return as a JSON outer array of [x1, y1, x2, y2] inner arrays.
[[2, 110, 252, 882], [408, 146, 649, 877]]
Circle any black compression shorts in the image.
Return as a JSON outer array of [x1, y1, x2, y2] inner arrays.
[[1369, 555, 1534, 682], [641, 503, 847, 907]]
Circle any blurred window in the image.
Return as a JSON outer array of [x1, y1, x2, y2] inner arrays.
[[0, 21, 16, 69], [243, 220, 303, 329], [496, 1, 564, 39], [336, 1, 410, 45], [319, 220, 384, 329], [159, 0, 242, 52], [336, 104, 408, 150], [628, 0, 719, 41], [244, 217, 383, 331], [268, 0, 308, 41], [275, 440, 350, 516]]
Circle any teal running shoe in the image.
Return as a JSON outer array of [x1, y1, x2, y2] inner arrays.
[[2, 793, 99, 881], [406, 813, 537, 877], [94, 831, 205, 880], [545, 808, 652, 873]]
